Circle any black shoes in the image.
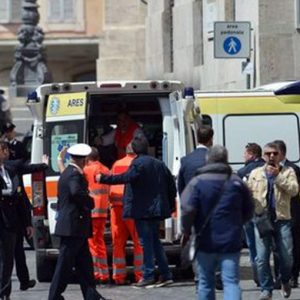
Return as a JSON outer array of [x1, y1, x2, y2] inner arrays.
[[20, 279, 36, 291], [274, 277, 282, 290]]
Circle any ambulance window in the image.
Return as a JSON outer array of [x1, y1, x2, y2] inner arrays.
[[45, 120, 84, 174], [223, 113, 300, 165]]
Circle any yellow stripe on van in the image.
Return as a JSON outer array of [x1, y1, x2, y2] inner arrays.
[[276, 94, 300, 104], [196, 95, 300, 114], [46, 92, 87, 118]]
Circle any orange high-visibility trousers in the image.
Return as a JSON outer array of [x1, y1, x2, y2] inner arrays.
[[88, 218, 109, 281], [111, 206, 143, 283]]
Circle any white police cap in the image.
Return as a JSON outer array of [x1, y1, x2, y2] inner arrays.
[[67, 143, 91, 157]]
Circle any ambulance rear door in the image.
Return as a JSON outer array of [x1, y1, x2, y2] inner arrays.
[[44, 92, 88, 235]]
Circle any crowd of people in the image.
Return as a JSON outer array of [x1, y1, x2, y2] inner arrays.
[[1, 117, 300, 300], [180, 127, 300, 300]]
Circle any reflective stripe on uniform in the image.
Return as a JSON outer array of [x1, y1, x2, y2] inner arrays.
[[94, 265, 109, 275], [113, 268, 127, 275], [93, 256, 108, 265], [113, 257, 126, 264], [134, 254, 143, 261], [90, 188, 108, 196], [91, 208, 108, 214]]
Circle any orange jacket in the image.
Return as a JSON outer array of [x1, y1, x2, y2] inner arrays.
[[109, 154, 136, 206], [84, 161, 110, 218], [114, 121, 139, 159]]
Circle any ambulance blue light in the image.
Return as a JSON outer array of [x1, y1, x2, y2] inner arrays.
[[183, 87, 194, 98], [27, 91, 39, 103]]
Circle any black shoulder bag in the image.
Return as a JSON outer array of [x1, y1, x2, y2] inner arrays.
[[181, 176, 229, 268]]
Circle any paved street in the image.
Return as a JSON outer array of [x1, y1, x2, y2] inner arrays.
[[8, 248, 300, 300]]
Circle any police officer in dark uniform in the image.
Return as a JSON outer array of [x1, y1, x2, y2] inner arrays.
[[48, 144, 107, 300], [0, 141, 48, 300], [2, 122, 36, 291], [1, 123, 26, 160]]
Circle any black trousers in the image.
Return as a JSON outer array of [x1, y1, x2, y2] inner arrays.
[[48, 236, 96, 300], [14, 230, 30, 284], [0, 227, 16, 298]]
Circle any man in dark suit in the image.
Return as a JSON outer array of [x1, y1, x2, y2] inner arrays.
[[2, 122, 37, 291], [48, 144, 107, 300], [177, 126, 214, 195], [0, 140, 19, 300], [177, 126, 214, 289], [0, 141, 48, 299]]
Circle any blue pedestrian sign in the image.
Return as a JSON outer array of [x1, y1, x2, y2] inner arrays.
[[214, 22, 251, 59], [223, 36, 241, 55]]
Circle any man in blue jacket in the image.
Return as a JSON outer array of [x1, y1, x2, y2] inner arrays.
[[177, 125, 214, 289], [181, 145, 254, 300], [96, 132, 176, 288]]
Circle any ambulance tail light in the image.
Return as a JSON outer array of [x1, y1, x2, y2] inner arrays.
[[31, 171, 47, 217]]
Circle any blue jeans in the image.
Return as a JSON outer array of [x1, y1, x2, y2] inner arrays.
[[244, 219, 257, 265], [135, 219, 172, 281], [255, 220, 293, 292], [196, 251, 241, 300]]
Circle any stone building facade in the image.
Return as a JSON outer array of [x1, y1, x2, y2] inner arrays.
[[0, 0, 146, 134], [145, 0, 300, 90], [0, 0, 146, 86]]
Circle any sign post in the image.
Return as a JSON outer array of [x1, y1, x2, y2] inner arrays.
[[214, 21, 251, 59], [214, 21, 251, 89]]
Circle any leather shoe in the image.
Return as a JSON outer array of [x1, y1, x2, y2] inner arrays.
[[20, 279, 36, 291]]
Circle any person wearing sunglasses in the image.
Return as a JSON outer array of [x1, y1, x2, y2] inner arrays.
[[248, 142, 298, 300]]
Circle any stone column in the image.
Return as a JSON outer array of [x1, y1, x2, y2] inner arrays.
[[10, 0, 52, 97]]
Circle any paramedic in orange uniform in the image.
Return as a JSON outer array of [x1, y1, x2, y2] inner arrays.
[[109, 143, 143, 284], [114, 111, 140, 159], [83, 147, 110, 283]]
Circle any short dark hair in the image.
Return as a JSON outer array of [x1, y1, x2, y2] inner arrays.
[[197, 126, 214, 144], [273, 140, 286, 156], [245, 143, 262, 158], [263, 142, 279, 152], [132, 131, 148, 154], [88, 147, 99, 161]]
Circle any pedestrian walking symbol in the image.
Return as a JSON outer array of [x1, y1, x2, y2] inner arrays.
[[223, 36, 241, 55]]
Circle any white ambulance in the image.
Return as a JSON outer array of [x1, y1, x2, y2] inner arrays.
[[25, 81, 199, 282]]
